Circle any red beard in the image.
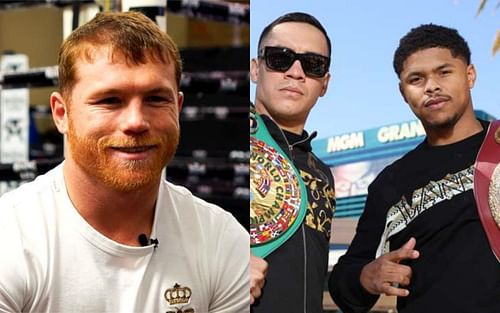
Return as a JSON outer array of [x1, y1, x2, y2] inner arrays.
[[67, 120, 179, 192]]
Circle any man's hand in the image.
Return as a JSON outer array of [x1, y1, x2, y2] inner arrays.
[[360, 237, 419, 297], [250, 254, 268, 305]]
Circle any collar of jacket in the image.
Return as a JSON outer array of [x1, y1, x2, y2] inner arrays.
[[260, 114, 316, 153]]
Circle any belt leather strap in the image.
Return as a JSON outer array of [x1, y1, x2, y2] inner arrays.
[[474, 120, 500, 262]]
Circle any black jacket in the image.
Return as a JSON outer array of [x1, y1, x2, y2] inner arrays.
[[252, 114, 336, 313], [329, 119, 500, 313]]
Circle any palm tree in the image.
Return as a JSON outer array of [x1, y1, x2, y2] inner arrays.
[[476, 0, 500, 55]]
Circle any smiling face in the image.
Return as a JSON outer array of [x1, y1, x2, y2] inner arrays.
[[51, 46, 183, 191], [250, 22, 330, 133], [398, 47, 476, 132]]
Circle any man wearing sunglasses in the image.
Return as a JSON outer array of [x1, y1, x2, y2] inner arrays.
[[250, 12, 336, 313]]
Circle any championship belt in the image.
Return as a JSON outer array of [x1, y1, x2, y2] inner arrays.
[[474, 120, 500, 262], [250, 109, 308, 258]]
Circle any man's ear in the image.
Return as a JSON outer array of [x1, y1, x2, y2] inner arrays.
[[250, 58, 259, 83], [467, 64, 476, 89], [50, 91, 68, 134], [177, 91, 184, 112], [319, 72, 331, 97], [399, 82, 408, 104]]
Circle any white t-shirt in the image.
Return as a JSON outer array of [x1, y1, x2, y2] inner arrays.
[[0, 163, 249, 313]]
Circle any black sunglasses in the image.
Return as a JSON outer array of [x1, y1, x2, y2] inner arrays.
[[258, 46, 330, 78]]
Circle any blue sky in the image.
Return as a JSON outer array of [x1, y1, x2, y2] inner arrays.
[[250, 0, 500, 139]]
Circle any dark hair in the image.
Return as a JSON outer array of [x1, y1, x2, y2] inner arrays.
[[257, 12, 332, 59], [393, 23, 471, 77]]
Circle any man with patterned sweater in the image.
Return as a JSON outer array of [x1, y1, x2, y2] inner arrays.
[[329, 24, 500, 313]]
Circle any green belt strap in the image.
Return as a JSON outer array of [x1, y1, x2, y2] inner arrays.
[[250, 112, 308, 258]]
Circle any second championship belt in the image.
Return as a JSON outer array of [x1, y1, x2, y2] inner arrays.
[[250, 108, 308, 258], [474, 120, 500, 262]]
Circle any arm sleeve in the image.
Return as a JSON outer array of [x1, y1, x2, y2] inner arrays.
[[208, 214, 250, 313], [0, 199, 28, 313], [328, 179, 394, 313]]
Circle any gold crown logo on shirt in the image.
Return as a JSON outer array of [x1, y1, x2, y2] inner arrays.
[[164, 283, 192, 306]]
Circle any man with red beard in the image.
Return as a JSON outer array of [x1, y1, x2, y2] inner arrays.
[[0, 12, 249, 313]]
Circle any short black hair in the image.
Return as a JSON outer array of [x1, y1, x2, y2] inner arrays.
[[393, 23, 471, 77], [257, 12, 332, 59]]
